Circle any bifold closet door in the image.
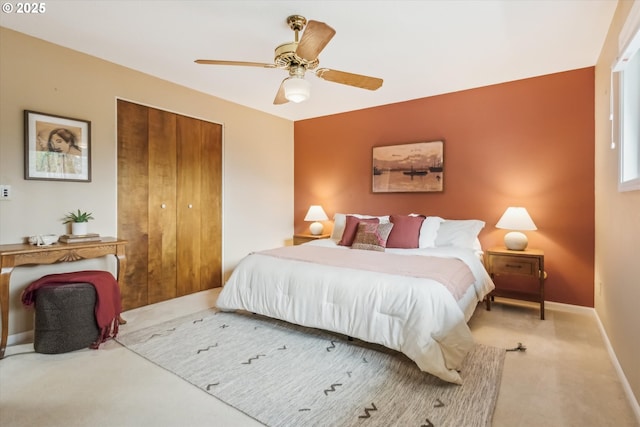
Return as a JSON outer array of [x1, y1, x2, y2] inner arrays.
[[199, 120, 223, 291], [118, 99, 222, 310], [117, 100, 150, 310], [147, 108, 178, 303], [175, 116, 223, 295], [176, 115, 202, 296]]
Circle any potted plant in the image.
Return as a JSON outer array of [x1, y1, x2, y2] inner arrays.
[[62, 209, 94, 236]]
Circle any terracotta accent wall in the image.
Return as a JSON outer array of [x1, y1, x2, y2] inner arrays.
[[294, 68, 595, 307]]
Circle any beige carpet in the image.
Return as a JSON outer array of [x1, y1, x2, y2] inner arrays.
[[117, 308, 505, 427]]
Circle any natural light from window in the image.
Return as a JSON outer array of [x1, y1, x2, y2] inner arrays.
[[614, 1, 640, 192]]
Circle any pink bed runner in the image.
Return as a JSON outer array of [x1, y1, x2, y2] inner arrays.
[[257, 245, 475, 301]]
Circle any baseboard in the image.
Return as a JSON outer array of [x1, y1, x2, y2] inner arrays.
[[592, 309, 640, 423], [7, 330, 33, 346], [545, 300, 595, 315], [491, 298, 594, 315]]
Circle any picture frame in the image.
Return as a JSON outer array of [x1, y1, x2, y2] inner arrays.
[[372, 140, 444, 193], [24, 110, 91, 182]]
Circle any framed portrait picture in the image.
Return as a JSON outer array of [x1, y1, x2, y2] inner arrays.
[[24, 110, 91, 182], [372, 140, 444, 193]]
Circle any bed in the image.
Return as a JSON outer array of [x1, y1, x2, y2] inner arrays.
[[217, 214, 495, 384]]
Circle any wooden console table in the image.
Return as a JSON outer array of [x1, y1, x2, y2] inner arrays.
[[0, 237, 127, 359]]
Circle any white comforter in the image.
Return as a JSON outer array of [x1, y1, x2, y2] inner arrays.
[[216, 239, 494, 384]]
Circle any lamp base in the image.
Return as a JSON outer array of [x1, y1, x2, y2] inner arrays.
[[504, 231, 528, 250], [309, 222, 323, 235]]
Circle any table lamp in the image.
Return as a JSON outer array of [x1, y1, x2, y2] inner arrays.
[[304, 205, 328, 235], [496, 207, 537, 250]]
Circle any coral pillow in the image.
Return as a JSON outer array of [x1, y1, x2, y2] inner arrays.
[[351, 222, 394, 252], [338, 215, 380, 246], [386, 214, 425, 248], [331, 213, 390, 242]]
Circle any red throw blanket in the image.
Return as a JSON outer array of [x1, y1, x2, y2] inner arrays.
[[21, 270, 122, 349]]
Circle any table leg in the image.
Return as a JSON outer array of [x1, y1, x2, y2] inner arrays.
[[0, 264, 14, 359], [115, 245, 127, 325]]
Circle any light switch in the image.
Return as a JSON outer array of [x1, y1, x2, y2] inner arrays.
[[0, 185, 11, 200]]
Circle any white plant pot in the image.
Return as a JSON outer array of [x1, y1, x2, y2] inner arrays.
[[71, 222, 88, 236]]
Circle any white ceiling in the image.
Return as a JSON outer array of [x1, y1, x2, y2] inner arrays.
[[0, 0, 617, 121]]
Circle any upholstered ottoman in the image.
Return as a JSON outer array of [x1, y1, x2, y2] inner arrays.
[[34, 282, 99, 354]]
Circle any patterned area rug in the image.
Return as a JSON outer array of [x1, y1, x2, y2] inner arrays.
[[116, 309, 504, 427]]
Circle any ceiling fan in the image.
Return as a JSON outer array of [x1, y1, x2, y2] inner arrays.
[[195, 15, 383, 105]]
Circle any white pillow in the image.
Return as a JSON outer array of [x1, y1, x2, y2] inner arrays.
[[331, 213, 390, 242], [434, 219, 485, 249], [418, 216, 444, 248]]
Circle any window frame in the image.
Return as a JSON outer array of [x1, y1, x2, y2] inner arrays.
[[613, 1, 640, 192]]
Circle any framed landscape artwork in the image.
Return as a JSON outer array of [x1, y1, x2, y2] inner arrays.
[[24, 110, 91, 182], [372, 141, 444, 193]]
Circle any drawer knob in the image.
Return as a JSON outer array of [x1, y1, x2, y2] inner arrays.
[[505, 264, 522, 268]]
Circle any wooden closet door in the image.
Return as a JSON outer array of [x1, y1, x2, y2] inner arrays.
[[117, 100, 149, 310], [147, 107, 178, 303], [176, 115, 202, 296], [175, 117, 222, 294], [199, 120, 223, 290], [118, 101, 222, 308]]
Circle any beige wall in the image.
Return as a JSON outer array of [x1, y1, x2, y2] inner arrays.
[[594, 0, 640, 408], [0, 28, 294, 336]]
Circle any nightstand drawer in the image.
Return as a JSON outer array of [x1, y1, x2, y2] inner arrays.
[[492, 256, 538, 277]]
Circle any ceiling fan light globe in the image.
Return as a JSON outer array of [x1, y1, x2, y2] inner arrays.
[[283, 77, 310, 103]]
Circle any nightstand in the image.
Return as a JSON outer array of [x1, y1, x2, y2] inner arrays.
[[485, 246, 546, 319], [293, 233, 330, 245]]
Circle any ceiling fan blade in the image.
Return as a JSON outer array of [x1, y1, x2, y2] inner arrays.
[[315, 68, 383, 90], [273, 79, 289, 105], [195, 59, 276, 68], [296, 20, 336, 62]]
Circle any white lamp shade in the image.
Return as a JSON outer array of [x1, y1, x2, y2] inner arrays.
[[304, 205, 328, 222], [304, 205, 328, 235], [496, 207, 537, 250], [283, 77, 310, 103], [496, 207, 537, 231]]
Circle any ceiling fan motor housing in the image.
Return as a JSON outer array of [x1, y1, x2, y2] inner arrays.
[[274, 42, 319, 70]]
